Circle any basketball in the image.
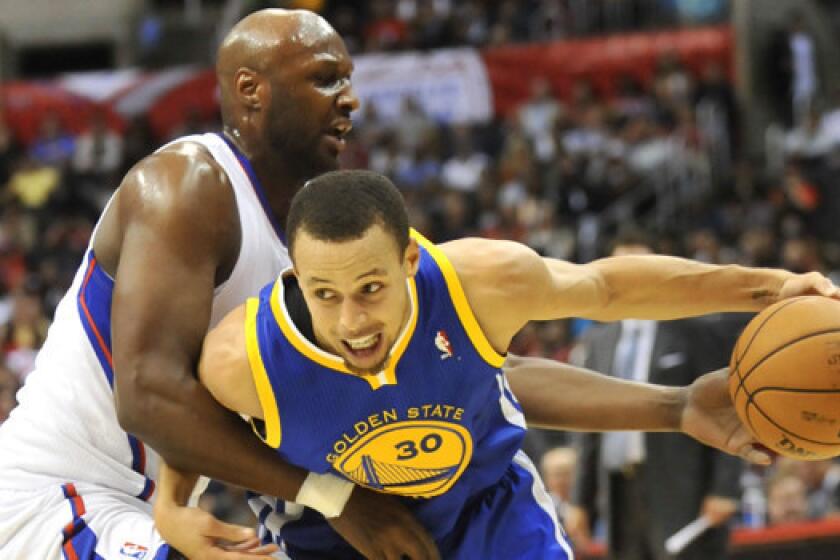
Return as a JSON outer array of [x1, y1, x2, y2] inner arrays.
[[729, 296, 840, 461]]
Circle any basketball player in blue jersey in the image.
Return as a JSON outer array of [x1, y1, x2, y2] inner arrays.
[[153, 170, 840, 559], [0, 10, 454, 560]]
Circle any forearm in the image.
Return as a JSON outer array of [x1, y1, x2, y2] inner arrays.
[[119, 373, 306, 500], [584, 256, 793, 320], [156, 460, 200, 508], [504, 356, 684, 431]]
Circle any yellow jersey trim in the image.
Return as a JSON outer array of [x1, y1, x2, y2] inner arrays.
[[410, 230, 506, 368], [245, 297, 282, 448], [268, 271, 418, 390]]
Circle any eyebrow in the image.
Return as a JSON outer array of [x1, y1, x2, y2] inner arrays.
[[307, 268, 387, 285], [307, 56, 354, 73]]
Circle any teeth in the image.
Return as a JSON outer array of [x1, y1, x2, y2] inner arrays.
[[346, 333, 378, 350], [333, 122, 352, 136]]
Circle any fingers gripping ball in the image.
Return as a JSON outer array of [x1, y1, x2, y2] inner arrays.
[[728, 296, 840, 461]]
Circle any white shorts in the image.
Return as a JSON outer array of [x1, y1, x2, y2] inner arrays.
[[0, 482, 171, 560]]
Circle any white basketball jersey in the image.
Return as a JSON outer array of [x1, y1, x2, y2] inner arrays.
[[0, 133, 290, 502]]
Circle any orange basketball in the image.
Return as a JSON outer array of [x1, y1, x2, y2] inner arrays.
[[728, 296, 840, 461]]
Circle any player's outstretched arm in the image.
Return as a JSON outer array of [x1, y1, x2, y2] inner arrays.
[[504, 356, 771, 465], [440, 238, 839, 349]]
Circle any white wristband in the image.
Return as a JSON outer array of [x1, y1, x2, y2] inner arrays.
[[295, 472, 354, 518]]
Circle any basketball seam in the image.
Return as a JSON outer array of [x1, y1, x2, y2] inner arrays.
[[731, 297, 807, 401], [749, 398, 840, 446], [738, 326, 840, 401], [751, 387, 840, 395]]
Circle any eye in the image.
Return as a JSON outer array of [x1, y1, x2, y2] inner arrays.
[[314, 288, 336, 301], [362, 282, 383, 295], [315, 72, 339, 87]]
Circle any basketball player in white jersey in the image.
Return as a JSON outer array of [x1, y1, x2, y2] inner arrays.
[[0, 9, 442, 560]]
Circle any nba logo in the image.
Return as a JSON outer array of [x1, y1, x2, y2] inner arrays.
[[120, 543, 148, 559], [435, 330, 453, 360]]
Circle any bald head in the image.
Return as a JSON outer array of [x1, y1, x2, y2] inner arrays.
[[214, 8, 357, 180], [218, 9, 337, 76]]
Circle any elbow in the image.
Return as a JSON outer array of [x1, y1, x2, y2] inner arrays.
[[112, 362, 190, 441], [114, 376, 150, 437]]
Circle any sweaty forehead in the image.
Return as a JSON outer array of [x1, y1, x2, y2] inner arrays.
[[293, 228, 402, 278], [218, 10, 344, 73], [285, 12, 337, 50]]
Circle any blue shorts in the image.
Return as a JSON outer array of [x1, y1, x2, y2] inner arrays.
[[273, 451, 573, 559]]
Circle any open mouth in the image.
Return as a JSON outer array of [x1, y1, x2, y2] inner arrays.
[[342, 332, 382, 359], [324, 120, 353, 152]]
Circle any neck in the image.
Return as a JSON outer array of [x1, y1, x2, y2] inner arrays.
[[222, 125, 305, 225]]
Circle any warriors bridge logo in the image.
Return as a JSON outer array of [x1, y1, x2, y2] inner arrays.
[[330, 419, 473, 498]]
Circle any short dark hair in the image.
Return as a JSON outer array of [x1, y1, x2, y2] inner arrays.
[[286, 170, 410, 258]]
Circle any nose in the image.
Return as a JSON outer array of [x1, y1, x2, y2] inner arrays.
[[338, 84, 360, 114], [339, 298, 367, 336]]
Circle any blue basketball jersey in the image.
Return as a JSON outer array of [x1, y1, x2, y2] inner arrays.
[[245, 231, 572, 559]]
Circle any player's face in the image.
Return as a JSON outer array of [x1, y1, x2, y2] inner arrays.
[[266, 30, 359, 177], [294, 225, 419, 376]]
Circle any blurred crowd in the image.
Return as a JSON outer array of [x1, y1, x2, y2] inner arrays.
[[4, 1, 840, 554], [220, 0, 726, 55]]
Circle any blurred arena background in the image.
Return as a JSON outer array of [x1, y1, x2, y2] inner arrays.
[[2, 1, 840, 558]]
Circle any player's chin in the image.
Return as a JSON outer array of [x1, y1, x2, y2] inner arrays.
[[343, 346, 388, 375], [313, 152, 341, 173]]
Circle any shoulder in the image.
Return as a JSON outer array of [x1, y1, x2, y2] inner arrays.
[[119, 141, 233, 221], [115, 141, 240, 260], [437, 237, 541, 288]]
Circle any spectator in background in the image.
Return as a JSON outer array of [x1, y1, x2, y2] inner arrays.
[[28, 113, 75, 168], [541, 446, 583, 526], [0, 103, 19, 189], [571, 228, 741, 560], [0, 363, 18, 425], [1, 280, 49, 382], [767, 13, 819, 128], [72, 111, 123, 179], [517, 77, 563, 163], [693, 61, 739, 167], [4, 156, 61, 212], [411, 0, 453, 50], [364, 0, 408, 51], [784, 107, 832, 159], [72, 111, 124, 213], [119, 115, 156, 175], [792, 459, 840, 519], [451, 0, 490, 46], [396, 96, 437, 154], [789, 14, 819, 129], [441, 125, 489, 193], [767, 470, 811, 525]]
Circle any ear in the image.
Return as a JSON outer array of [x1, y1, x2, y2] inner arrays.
[[404, 238, 420, 278], [235, 68, 265, 110]]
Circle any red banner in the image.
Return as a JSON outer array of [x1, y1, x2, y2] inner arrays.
[[0, 26, 733, 145], [482, 25, 733, 117]]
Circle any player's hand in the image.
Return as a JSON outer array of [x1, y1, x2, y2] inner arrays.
[[778, 271, 840, 301], [701, 495, 738, 527], [328, 486, 441, 560], [153, 501, 278, 560], [679, 368, 772, 465]]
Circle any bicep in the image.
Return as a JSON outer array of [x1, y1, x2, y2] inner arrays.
[[111, 219, 217, 375], [109, 157, 237, 420], [443, 239, 608, 345]]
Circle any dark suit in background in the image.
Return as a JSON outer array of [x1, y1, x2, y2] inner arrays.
[[573, 317, 742, 560]]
